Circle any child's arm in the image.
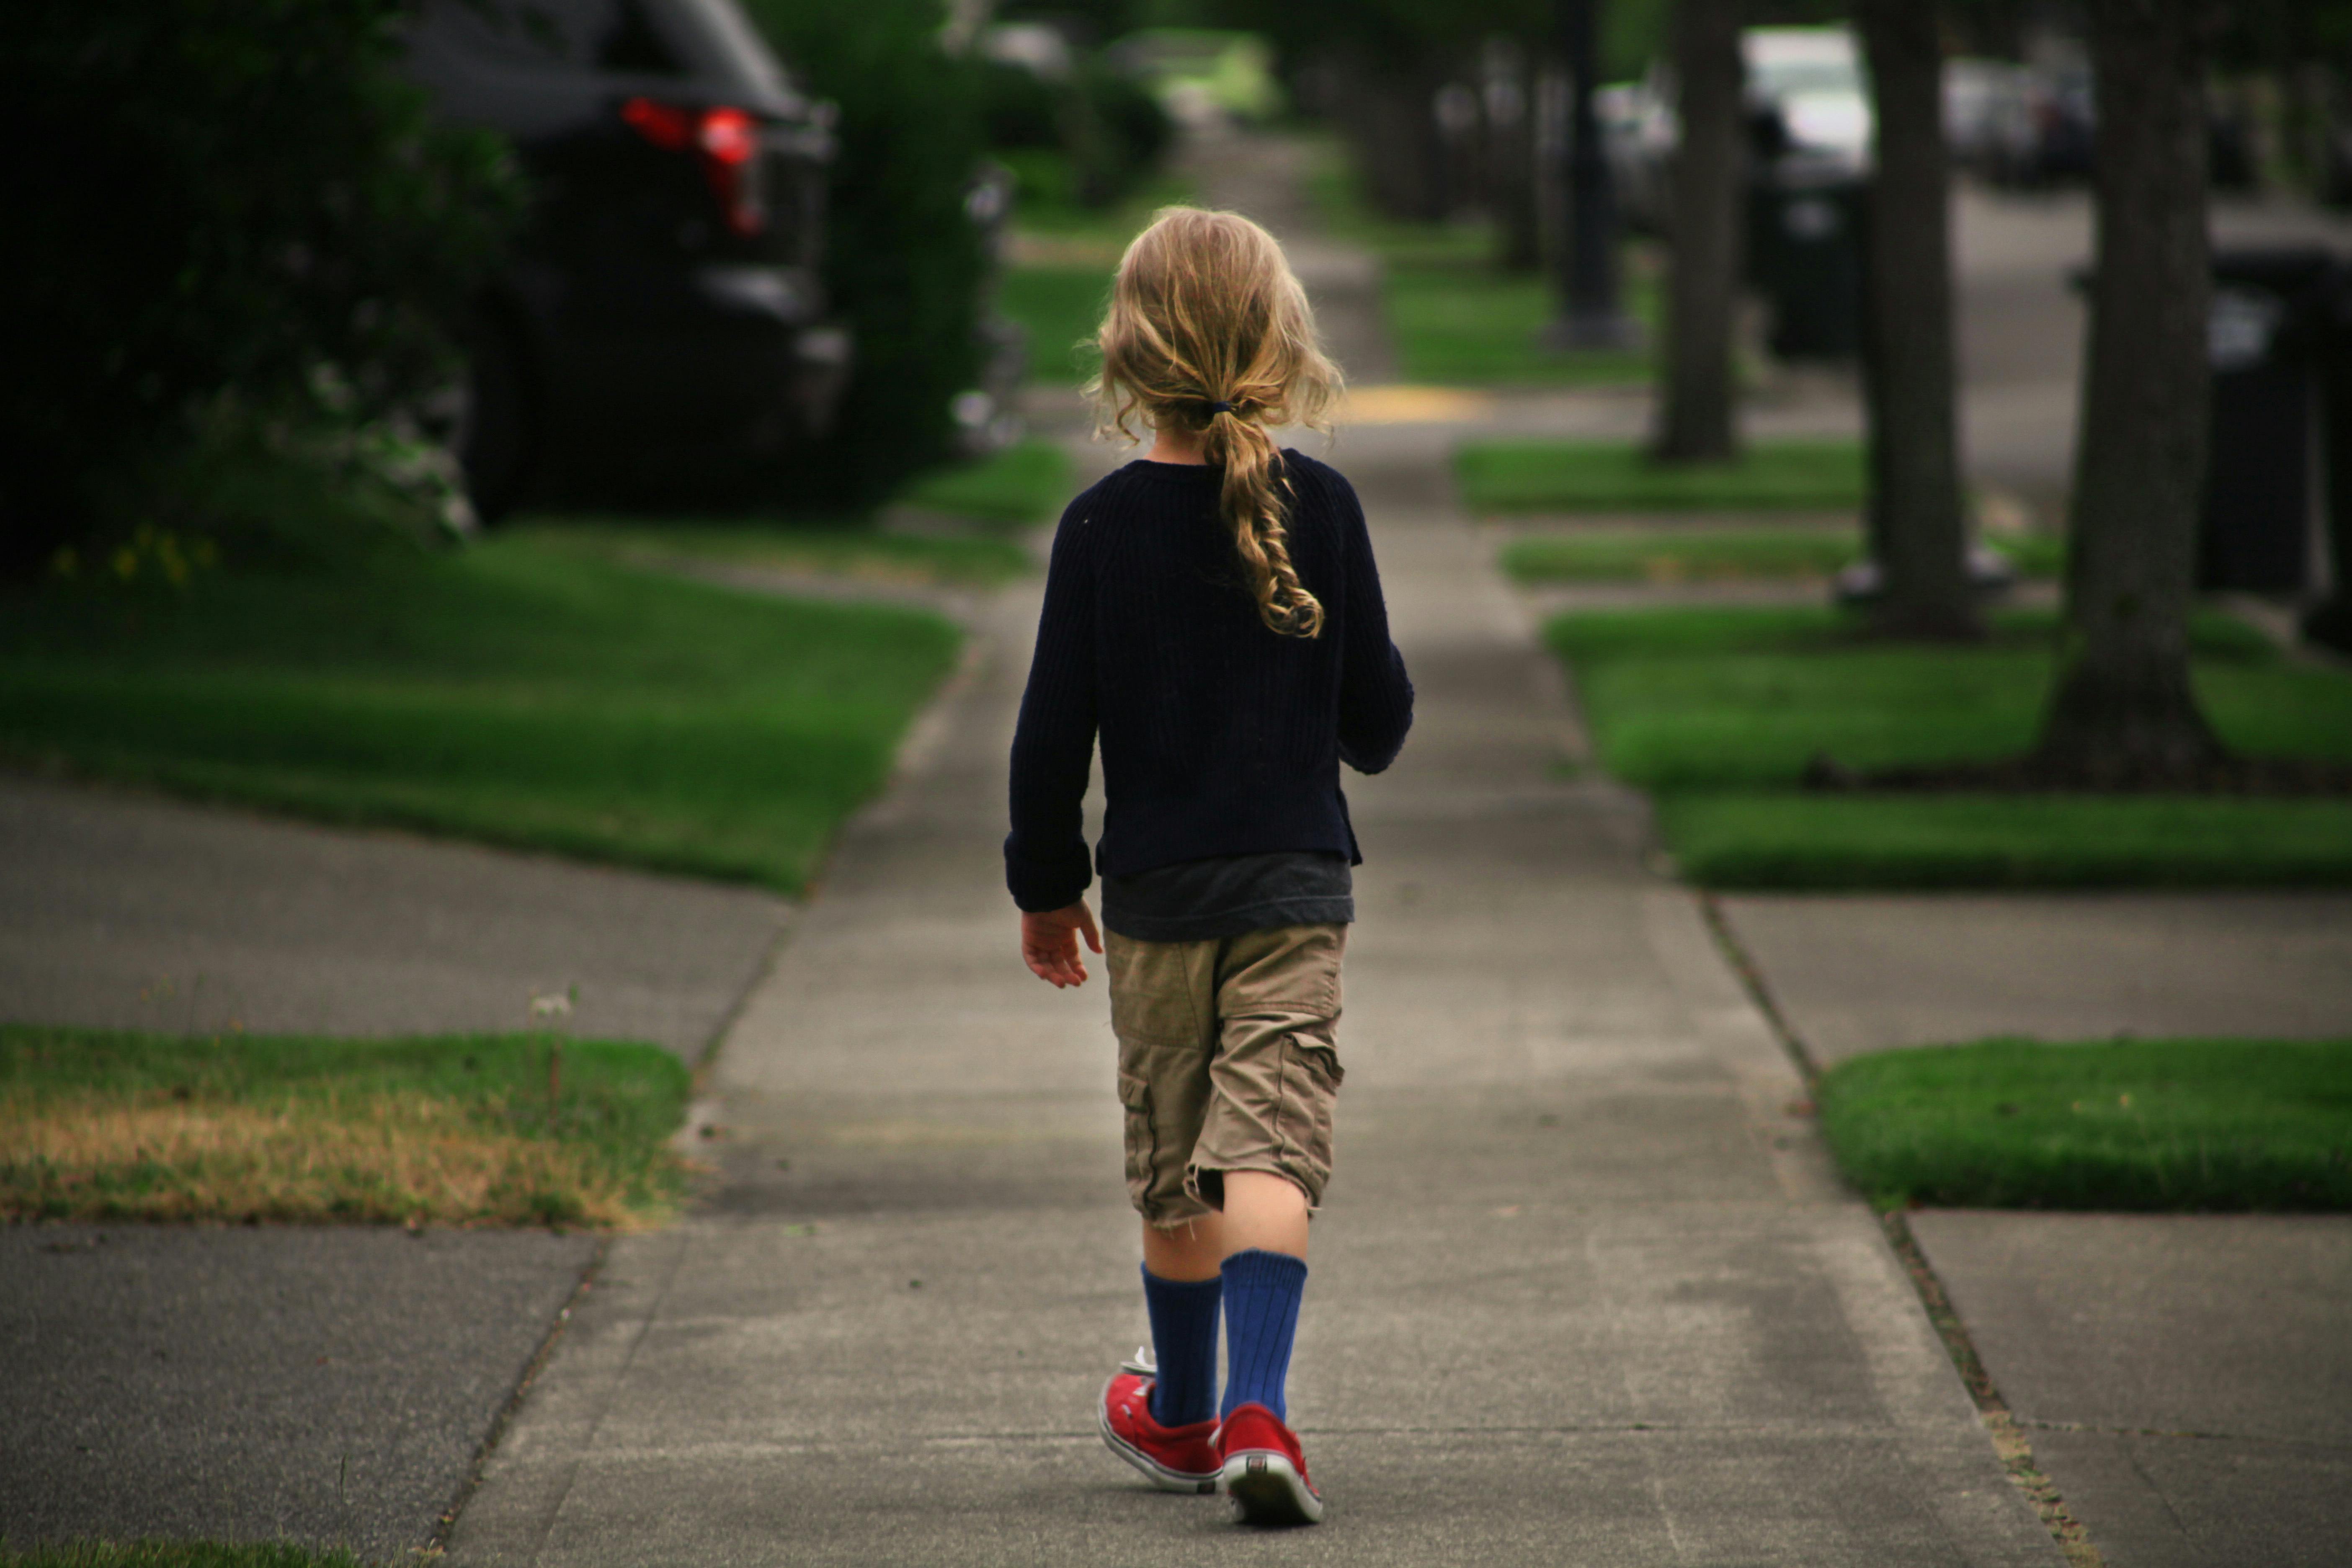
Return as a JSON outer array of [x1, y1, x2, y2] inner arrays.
[[1331, 480, 1415, 774], [1006, 504, 1101, 980]]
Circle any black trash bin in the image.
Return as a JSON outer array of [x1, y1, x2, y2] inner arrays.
[[1747, 175, 1865, 361], [2199, 248, 2342, 594], [2303, 265, 2352, 655]]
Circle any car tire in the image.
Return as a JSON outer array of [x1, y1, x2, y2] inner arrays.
[[459, 311, 539, 523]]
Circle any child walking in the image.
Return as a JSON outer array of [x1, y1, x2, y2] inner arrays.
[[1005, 207, 1413, 1527]]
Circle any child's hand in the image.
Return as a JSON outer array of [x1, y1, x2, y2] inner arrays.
[[1021, 900, 1102, 988]]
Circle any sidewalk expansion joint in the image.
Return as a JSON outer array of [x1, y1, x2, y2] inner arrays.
[[427, 1236, 611, 1556], [1699, 890, 2107, 1568]]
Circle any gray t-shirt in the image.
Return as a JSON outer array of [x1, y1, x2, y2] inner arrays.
[[1101, 851, 1354, 943]]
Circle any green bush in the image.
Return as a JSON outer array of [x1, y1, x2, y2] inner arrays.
[[977, 55, 1173, 211], [746, 0, 993, 505], [0, 0, 517, 576], [1069, 62, 1177, 206], [979, 54, 1063, 148]]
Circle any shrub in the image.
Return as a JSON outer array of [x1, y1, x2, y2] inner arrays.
[[0, 0, 518, 576], [978, 54, 1174, 210], [1071, 62, 1176, 205], [745, 0, 993, 505]]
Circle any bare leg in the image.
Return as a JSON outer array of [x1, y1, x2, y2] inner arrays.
[[1142, 1213, 1224, 1282], [1218, 1170, 1308, 1261], [1140, 1169, 1306, 1276]]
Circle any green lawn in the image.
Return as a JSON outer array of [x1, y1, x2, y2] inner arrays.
[[0, 538, 959, 892], [1463, 440, 1868, 514], [1501, 527, 2065, 584], [1011, 170, 1196, 241], [510, 439, 1069, 583], [517, 519, 1030, 585], [0, 1549, 366, 1568], [999, 264, 1111, 387], [1661, 793, 2352, 888], [995, 174, 1196, 390], [894, 438, 1073, 526], [1, 1023, 692, 1228], [1546, 606, 2352, 887], [1817, 1037, 2352, 1211], [1299, 130, 1656, 388], [1384, 261, 1658, 387]]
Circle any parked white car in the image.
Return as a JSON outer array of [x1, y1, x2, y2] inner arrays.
[[1602, 26, 1873, 233], [1742, 27, 1872, 186]]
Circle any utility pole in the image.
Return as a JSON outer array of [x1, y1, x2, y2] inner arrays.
[[1543, 0, 1641, 349]]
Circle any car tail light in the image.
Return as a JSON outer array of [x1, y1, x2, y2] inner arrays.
[[622, 97, 766, 237]]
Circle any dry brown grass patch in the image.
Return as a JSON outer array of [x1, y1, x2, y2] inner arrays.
[[1, 1087, 683, 1230]]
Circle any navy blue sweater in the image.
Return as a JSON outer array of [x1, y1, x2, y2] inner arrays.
[[1005, 451, 1414, 913]]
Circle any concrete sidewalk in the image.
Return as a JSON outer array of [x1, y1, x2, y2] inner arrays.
[[0, 1225, 596, 1560], [441, 413, 2055, 1563], [0, 777, 790, 1557], [0, 774, 786, 1059], [1717, 891, 2352, 1065], [1911, 1212, 2352, 1568]]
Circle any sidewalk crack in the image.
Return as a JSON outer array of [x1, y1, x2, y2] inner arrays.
[[1701, 891, 2105, 1568]]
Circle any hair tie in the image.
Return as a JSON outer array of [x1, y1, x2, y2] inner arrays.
[[1202, 399, 1235, 416]]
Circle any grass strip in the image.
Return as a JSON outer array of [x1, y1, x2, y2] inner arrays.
[[1383, 263, 1658, 387], [515, 519, 1029, 585], [1817, 1037, 2352, 1211], [1502, 527, 2064, 584], [999, 264, 1111, 387], [0, 1549, 369, 1568], [0, 538, 959, 892], [0, 1024, 692, 1229], [893, 438, 1075, 526], [1659, 792, 2352, 888], [1548, 605, 2323, 789], [1300, 130, 1657, 388], [1461, 439, 1867, 514], [1545, 605, 2352, 887], [997, 175, 1198, 388], [1010, 170, 1196, 244]]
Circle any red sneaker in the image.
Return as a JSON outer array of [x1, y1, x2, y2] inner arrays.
[[1216, 1402, 1324, 1525], [1099, 1363, 1220, 1493]]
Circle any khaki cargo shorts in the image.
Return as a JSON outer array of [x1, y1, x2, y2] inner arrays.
[[1105, 922, 1347, 1228]]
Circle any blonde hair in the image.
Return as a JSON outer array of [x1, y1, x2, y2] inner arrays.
[[1091, 206, 1342, 637]]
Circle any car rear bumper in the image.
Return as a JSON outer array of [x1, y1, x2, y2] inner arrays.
[[528, 260, 853, 459]]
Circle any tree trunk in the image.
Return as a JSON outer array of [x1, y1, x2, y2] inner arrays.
[[1481, 41, 1540, 271], [1857, 0, 1981, 640], [1332, 55, 1449, 224], [1654, 0, 1744, 462], [2032, 0, 2226, 784]]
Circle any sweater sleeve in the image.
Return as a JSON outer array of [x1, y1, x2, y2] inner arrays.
[[1004, 500, 1099, 911], [1330, 475, 1414, 775]]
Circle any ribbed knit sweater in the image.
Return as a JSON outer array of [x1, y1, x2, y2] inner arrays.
[[1005, 450, 1414, 913]]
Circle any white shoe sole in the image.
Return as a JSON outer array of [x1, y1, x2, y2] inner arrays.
[[1099, 1380, 1220, 1495], [1222, 1449, 1325, 1525]]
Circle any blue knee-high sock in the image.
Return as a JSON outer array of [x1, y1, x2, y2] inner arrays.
[[1141, 1266, 1222, 1427], [1219, 1248, 1308, 1422]]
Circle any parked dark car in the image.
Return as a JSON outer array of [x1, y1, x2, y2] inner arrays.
[[403, 0, 848, 516]]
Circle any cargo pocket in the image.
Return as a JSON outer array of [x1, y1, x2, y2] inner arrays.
[[1117, 1072, 1158, 1216], [1274, 1038, 1344, 1209], [1106, 934, 1204, 1047]]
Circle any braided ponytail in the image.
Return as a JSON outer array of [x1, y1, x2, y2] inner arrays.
[[1092, 207, 1343, 638], [1203, 405, 1322, 636]]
